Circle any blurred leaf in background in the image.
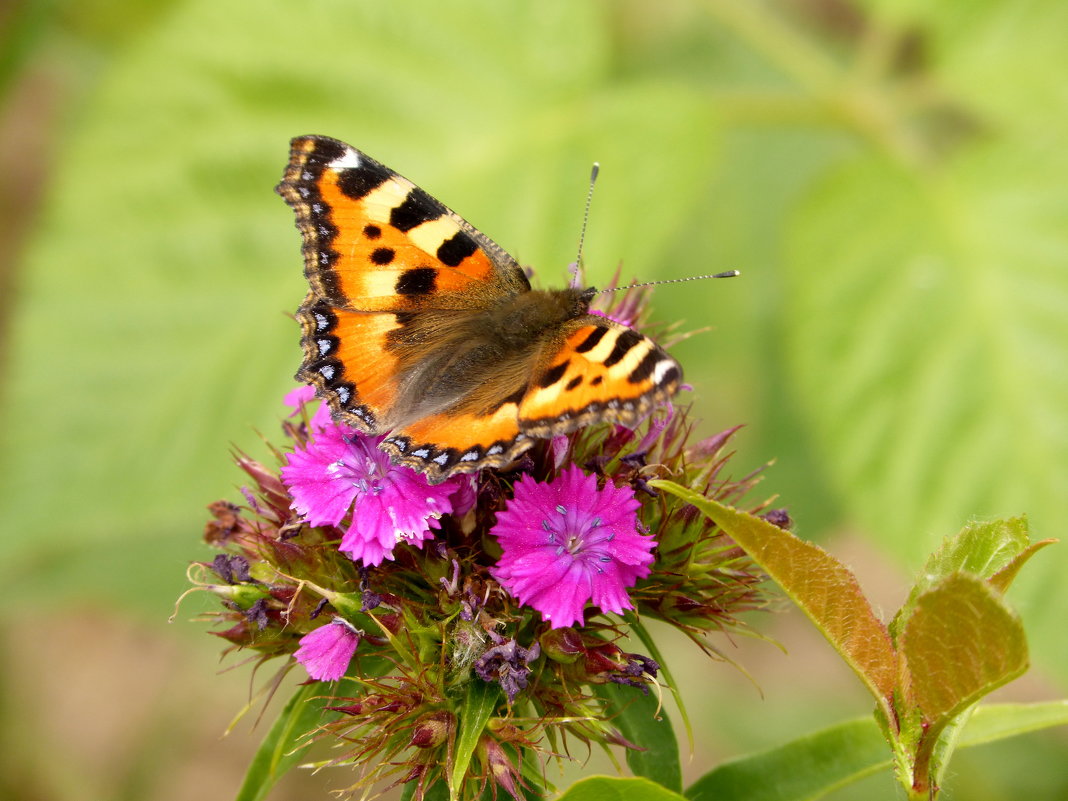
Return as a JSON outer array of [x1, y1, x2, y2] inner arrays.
[[0, 0, 1065, 799]]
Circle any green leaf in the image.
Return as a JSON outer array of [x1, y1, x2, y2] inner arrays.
[[593, 682, 682, 793], [628, 615, 694, 749], [899, 573, 1028, 726], [988, 538, 1058, 595], [918, 517, 1032, 583], [684, 702, 1068, 801], [234, 682, 327, 801], [896, 574, 1030, 796], [783, 122, 1068, 685], [649, 482, 897, 715], [559, 776, 687, 801], [450, 680, 501, 800], [783, 144, 1068, 583], [890, 516, 1052, 639], [402, 779, 449, 801], [686, 718, 890, 801], [959, 701, 1068, 748]]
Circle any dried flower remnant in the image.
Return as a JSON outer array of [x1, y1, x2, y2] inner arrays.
[[473, 635, 542, 703]]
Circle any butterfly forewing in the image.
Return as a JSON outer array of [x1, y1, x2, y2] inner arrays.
[[277, 136, 529, 313]]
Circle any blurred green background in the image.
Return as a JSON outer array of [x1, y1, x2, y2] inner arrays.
[[1, 0, 1065, 799]]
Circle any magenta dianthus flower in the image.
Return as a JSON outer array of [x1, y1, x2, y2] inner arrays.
[[284, 384, 335, 433], [490, 466, 655, 628], [294, 617, 361, 681], [281, 421, 462, 565]]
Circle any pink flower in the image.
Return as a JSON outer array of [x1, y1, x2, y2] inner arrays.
[[489, 466, 655, 628], [281, 422, 462, 565], [283, 384, 316, 411], [284, 384, 333, 432], [294, 617, 361, 681]]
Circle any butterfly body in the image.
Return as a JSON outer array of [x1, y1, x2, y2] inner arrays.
[[277, 136, 681, 483]]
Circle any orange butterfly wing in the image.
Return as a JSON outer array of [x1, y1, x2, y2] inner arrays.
[[277, 136, 530, 435], [277, 136, 683, 483], [378, 315, 683, 483], [519, 316, 682, 437], [278, 136, 528, 314]]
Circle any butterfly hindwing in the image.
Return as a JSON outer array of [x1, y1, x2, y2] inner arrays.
[[519, 316, 682, 437], [371, 315, 683, 482], [295, 296, 404, 433], [381, 403, 532, 483]]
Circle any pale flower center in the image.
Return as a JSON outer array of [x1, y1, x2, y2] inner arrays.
[[545, 506, 611, 561]]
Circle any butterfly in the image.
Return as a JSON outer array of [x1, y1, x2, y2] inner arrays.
[[276, 135, 682, 484]]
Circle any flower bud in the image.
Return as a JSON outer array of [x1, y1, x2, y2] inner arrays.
[[409, 711, 453, 749], [207, 582, 270, 607], [478, 737, 523, 801], [326, 694, 406, 717], [761, 507, 792, 529], [582, 641, 624, 677], [539, 627, 584, 664]]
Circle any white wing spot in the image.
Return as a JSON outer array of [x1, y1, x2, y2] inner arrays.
[[652, 360, 677, 384], [329, 149, 362, 171]]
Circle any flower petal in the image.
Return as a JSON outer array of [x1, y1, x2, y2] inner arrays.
[[293, 618, 361, 681], [490, 466, 655, 628]]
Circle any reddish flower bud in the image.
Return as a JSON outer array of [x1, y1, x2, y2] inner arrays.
[[409, 711, 453, 749], [326, 694, 407, 717], [210, 620, 253, 645], [583, 641, 625, 676]]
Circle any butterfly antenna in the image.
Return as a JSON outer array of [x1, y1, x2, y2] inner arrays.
[[571, 163, 600, 286], [598, 270, 740, 293]]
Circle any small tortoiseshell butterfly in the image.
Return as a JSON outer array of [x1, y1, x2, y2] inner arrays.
[[276, 135, 682, 483]]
